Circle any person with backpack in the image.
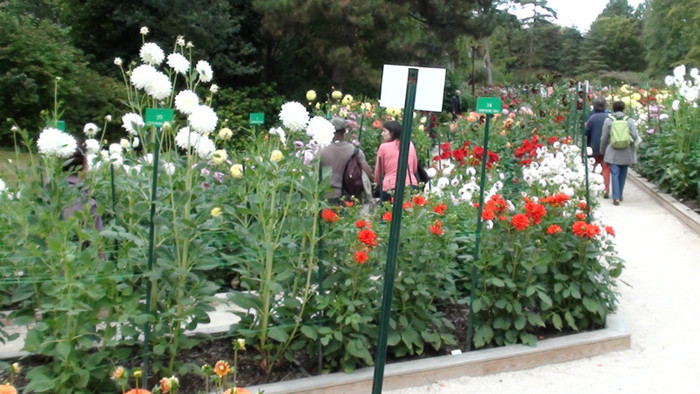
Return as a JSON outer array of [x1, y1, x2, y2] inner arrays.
[[374, 120, 419, 203], [585, 97, 611, 198], [319, 116, 373, 205], [600, 100, 640, 206]]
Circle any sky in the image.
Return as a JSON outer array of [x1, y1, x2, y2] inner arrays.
[[507, 0, 646, 33]]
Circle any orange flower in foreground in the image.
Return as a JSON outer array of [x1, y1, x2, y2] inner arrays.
[[429, 220, 444, 235], [585, 223, 601, 238], [358, 229, 378, 247], [0, 384, 18, 394], [576, 212, 586, 220], [321, 208, 339, 223], [433, 203, 447, 215], [159, 377, 172, 393], [223, 388, 252, 394], [344, 200, 354, 207], [402, 201, 413, 210], [412, 195, 428, 206], [605, 226, 615, 236], [546, 224, 562, 234], [214, 360, 230, 378], [382, 211, 392, 222], [511, 213, 530, 231], [354, 250, 369, 264], [572, 221, 588, 237], [355, 220, 369, 228], [124, 390, 151, 394]]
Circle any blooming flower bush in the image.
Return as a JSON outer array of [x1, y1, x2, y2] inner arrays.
[[0, 35, 628, 391]]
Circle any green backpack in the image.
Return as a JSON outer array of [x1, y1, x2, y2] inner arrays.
[[609, 115, 632, 150]]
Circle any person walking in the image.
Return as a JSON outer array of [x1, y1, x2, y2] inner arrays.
[[600, 100, 640, 206], [374, 120, 418, 203], [585, 96, 611, 198], [450, 89, 461, 120], [319, 116, 372, 205]]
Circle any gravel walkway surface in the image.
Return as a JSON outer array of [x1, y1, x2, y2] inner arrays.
[[389, 178, 700, 393]]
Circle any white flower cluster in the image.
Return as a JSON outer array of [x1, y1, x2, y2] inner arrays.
[[121, 113, 145, 136], [306, 116, 334, 147], [521, 143, 604, 197], [188, 105, 218, 135], [426, 160, 505, 206], [664, 65, 700, 104], [37, 127, 77, 158], [175, 127, 216, 160], [269, 126, 287, 145], [279, 101, 309, 132], [130, 63, 172, 100]]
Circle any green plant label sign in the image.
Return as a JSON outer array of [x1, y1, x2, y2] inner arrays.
[[249, 112, 265, 125], [47, 120, 66, 132], [145, 108, 174, 127], [476, 97, 502, 115]]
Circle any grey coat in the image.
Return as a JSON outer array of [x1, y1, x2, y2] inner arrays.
[[600, 111, 639, 165]]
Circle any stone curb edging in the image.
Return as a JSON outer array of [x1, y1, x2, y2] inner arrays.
[[247, 314, 630, 394], [628, 170, 700, 235]]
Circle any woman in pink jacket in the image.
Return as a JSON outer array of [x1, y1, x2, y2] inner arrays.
[[374, 120, 418, 202]]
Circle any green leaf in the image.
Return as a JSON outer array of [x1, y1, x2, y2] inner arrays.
[[227, 291, 262, 311], [267, 326, 290, 343], [514, 315, 527, 330], [582, 297, 599, 313], [300, 325, 317, 340], [490, 277, 505, 287], [565, 311, 578, 330], [519, 332, 538, 346], [387, 330, 401, 346], [153, 344, 166, 356], [551, 313, 563, 330], [55, 341, 71, 360], [346, 339, 373, 363], [527, 313, 546, 328], [401, 327, 420, 349], [538, 292, 553, 310], [473, 325, 494, 348]]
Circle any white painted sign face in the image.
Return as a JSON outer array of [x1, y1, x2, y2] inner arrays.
[[379, 65, 446, 112]]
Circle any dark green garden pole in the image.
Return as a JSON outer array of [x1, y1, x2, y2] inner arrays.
[[110, 164, 119, 261], [371, 68, 418, 394], [581, 82, 591, 222], [466, 114, 491, 350], [142, 125, 161, 388], [358, 111, 365, 145], [316, 163, 324, 373]]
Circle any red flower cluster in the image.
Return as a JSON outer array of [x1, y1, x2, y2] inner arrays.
[[358, 228, 378, 247], [471, 146, 500, 169], [355, 220, 370, 228], [482, 194, 508, 221], [402, 201, 413, 210], [322, 209, 339, 222], [354, 250, 369, 264], [412, 195, 428, 206], [546, 224, 562, 234], [511, 213, 530, 231], [572, 221, 601, 239], [514, 135, 544, 166], [429, 220, 444, 235], [605, 226, 615, 236], [524, 199, 547, 224], [540, 193, 570, 207], [433, 141, 471, 166], [433, 203, 447, 216], [382, 211, 392, 222]]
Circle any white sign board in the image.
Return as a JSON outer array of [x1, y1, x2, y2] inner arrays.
[[379, 64, 446, 112]]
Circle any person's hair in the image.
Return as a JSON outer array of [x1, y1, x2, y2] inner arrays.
[[593, 96, 606, 112], [382, 120, 402, 141], [63, 140, 87, 174], [612, 100, 625, 112]]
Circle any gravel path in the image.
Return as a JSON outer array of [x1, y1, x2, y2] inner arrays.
[[389, 178, 700, 393]]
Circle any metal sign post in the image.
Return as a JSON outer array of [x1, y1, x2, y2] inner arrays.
[[465, 97, 501, 350], [371, 68, 419, 394], [141, 108, 173, 388]]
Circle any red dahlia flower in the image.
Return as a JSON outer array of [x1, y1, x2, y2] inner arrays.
[[511, 213, 530, 231], [358, 229, 378, 247], [321, 209, 339, 222]]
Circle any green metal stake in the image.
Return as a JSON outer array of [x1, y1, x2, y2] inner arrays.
[[316, 163, 324, 374], [142, 125, 161, 388], [358, 111, 365, 146], [110, 164, 119, 261], [581, 83, 592, 222], [466, 114, 491, 350], [371, 68, 419, 394]]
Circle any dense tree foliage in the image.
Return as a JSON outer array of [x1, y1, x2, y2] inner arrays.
[[1, 0, 699, 140], [643, 0, 700, 76]]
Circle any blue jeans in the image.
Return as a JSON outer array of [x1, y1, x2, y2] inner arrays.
[[609, 164, 628, 201]]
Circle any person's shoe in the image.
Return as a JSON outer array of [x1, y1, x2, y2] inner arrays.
[[613, 199, 620, 206], [603, 192, 609, 199]]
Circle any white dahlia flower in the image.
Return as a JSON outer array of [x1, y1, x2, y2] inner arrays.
[[37, 127, 77, 158], [306, 116, 334, 147], [195, 60, 213, 82], [167, 53, 190, 75], [175, 90, 200, 115], [188, 105, 218, 135], [122, 113, 144, 136], [83, 122, 99, 138], [140, 42, 165, 66], [279, 101, 309, 132]]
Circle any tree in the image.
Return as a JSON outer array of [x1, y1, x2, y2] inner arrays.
[[58, 0, 260, 86], [644, 0, 700, 76], [0, 11, 122, 145], [582, 1, 646, 73]]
